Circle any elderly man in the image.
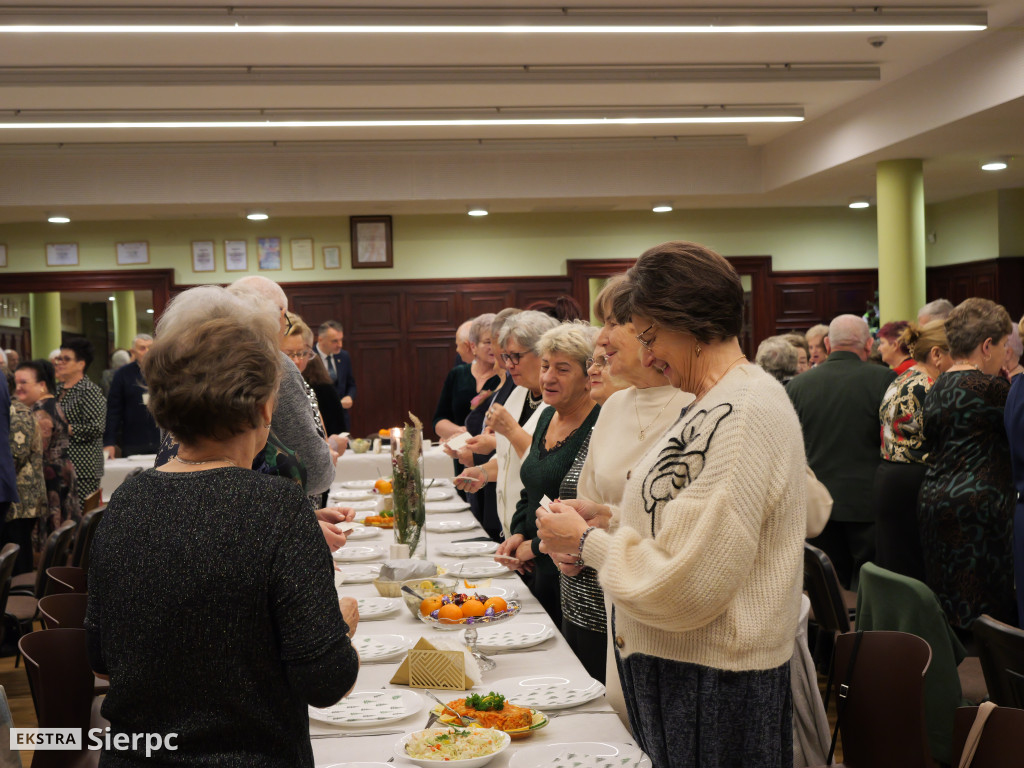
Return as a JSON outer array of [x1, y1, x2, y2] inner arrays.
[[787, 314, 896, 589], [455, 319, 474, 365], [3, 349, 19, 371], [805, 324, 829, 367], [314, 320, 356, 432], [103, 334, 160, 459], [917, 298, 955, 326]]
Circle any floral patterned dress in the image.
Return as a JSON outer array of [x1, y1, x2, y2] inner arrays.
[[57, 376, 106, 498], [31, 396, 81, 529], [7, 400, 46, 522], [917, 370, 1016, 629]]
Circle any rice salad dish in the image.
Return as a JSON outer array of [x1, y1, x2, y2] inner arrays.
[[405, 727, 505, 760]]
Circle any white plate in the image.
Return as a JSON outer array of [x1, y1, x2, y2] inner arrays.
[[330, 489, 375, 502], [340, 523, 379, 541], [356, 597, 400, 619], [437, 541, 498, 557], [472, 622, 555, 651], [448, 559, 514, 579], [334, 564, 381, 584], [352, 633, 412, 661], [509, 741, 651, 768], [425, 518, 477, 533], [340, 479, 379, 490], [426, 499, 472, 513], [337, 499, 379, 512], [309, 689, 422, 727], [426, 487, 455, 501], [485, 675, 606, 710], [395, 728, 511, 768], [332, 544, 385, 563], [319, 763, 395, 768]]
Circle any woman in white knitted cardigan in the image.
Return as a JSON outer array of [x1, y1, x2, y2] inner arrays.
[[538, 241, 807, 768]]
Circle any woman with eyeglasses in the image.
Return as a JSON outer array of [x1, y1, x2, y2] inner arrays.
[[455, 311, 559, 539], [495, 321, 600, 628], [537, 242, 806, 768], [55, 337, 107, 499]]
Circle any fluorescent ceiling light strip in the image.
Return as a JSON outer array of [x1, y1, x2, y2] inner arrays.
[[0, 116, 804, 129], [0, 23, 986, 33]]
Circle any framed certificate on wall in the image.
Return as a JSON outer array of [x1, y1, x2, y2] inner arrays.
[[290, 238, 314, 270], [224, 240, 248, 271], [191, 240, 216, 272], [116, 241, 149, 265], [46, 242, 79, 266], [323, 245, 341, 269]]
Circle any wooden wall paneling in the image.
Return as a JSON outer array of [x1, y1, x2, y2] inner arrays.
[[996, 257, 1024, 321], [772, 279, 824, 328], [409, 337, 463, 440], [288, 295, 345, 331], [566, 259, 636, 318], [513, 279, 574, 312], [346, 289, 402, 337], [462, 287, 515, 318], [826, 276, 878, 318], [345, 336, 403, 437], [404, 287, 459, 334]]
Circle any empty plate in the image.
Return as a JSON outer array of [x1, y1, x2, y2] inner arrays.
[[336, 499, 379, 512], [330, 489, 375, 502], [426, 500, 471, 513], [309, 689, 421, 726], [472, 622, 555, 652], [508, 741, 651, 768], [425, 487, 454, 501], [437, 541, 499, 557], [340, 523, 379, 541], [447, 559, 513, 579], [485, 675, 605, 710], [332, 544, 385, 563], [425, 519, 477, 533], [352, 633, 413, 662], [334, 564, 381, 584], [356, 597, 400, 620], [340, 479, 379, 490]]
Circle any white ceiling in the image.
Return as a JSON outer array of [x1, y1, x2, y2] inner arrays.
[[0, 1, 1021, 222]]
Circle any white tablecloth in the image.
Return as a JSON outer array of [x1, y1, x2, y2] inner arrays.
[[335, 445, 455, 483], [101, 455, 157, 502], [314, 481, 641, 766]]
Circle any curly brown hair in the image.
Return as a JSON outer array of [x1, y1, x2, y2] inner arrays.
[[944, 298, 1012, 360], [144, 288, 281, 444]]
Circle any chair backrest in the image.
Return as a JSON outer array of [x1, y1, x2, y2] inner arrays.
[[31, 520, 78, 599], [833, 630, 933, 768], [0, 543, 21, 646], [38, 593, 88, 630], [972, 614, 1024, 707], [803, 542, 851, 634], [70, 505, 105, 570], [952, 706, 1024, 767], [45, 566, 88, 596], [82, 488, 102, 513]]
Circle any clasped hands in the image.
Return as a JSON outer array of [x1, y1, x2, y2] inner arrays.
[[493, 498, 611, 577], [316, 505, 356, 552]]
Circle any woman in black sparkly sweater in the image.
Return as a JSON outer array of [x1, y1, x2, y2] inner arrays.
[[86, 285, 360, 767]]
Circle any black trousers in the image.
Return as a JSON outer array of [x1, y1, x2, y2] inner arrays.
[[873, 460, 928, 583]]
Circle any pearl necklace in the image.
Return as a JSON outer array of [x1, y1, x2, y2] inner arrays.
[[526, 390, 543, 409], [173, 455, 238, 467], [634, 388, 682, 441], [951, 360, 982, 372]]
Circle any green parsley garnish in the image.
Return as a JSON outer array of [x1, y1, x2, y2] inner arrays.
[[465, 691, 505, 711]]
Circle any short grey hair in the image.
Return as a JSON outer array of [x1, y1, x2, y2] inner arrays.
[[828, 315, 871, 349], [111, 349, 131, 368], [228, 275, 288, 312], [318, 320, 343, 336], [755, 336, 798, 382], [157, 285, 278, 343], [918, 298, 954, 323], [536, 321, 599, 372], [806, 324, 829, 342], [498, 310, 560, 352], [468, 313, 497, 345], [491, 308, 521, 342], [132, 334, 153, 345]]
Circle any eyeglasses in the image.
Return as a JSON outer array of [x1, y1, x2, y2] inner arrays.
[[286, 350, 314, 360], [500, 351, 530, 366], [635, 324, 658, 351], [283, 312, 293, 335], [586, 355, 609, 370]]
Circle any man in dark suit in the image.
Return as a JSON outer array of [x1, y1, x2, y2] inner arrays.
[[787, 314, 896, 589], [104, 334, 161, 458], [315, 320, 356, 432]]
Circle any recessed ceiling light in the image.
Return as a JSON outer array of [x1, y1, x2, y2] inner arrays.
[[47, 214, 70, 223], [108, 296, 115, 301], [246, 211, 269, 221], [981, 157, 1009, 171], [652, 203, 673, 213], [848, 197, 871, 209], [467, 205, 488, 217], [146, 308, 155, 314]]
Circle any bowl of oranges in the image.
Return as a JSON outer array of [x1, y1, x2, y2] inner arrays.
[[400, 577, 459, 617], [417, 589, 520, 629]]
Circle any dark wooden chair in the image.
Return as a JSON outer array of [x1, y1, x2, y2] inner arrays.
[[0, 542, 21, 647], [69, 506, 104, 571], [46, 566, 88, 596], [952, 705, 1024, 767], [973, 614, 1024, 707], [82, 489, 103, 514], [10, 519, 77, 595], [38, 592, 88, 630], [803, 542, 854, 704]]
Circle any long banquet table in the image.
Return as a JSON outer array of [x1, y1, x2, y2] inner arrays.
[[316, 477, 643, 767]]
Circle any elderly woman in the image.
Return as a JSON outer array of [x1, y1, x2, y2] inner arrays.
[[5, 392, 47, 573], [14, 359, 80, 533], [55, 337, 106, 499], [874, 321, 952, 581], [783, 333, 811, 374], [877, 320, 914, 374], [495, 321, 599, 628], [538, 241, 806, 768], [455, 311, 559, 538], [805, 324, 829, 367], [919, 298, 1016, 631], [86, 286, 359, 766], [756, 335, 799, 384], [433, 313, 502, 440]]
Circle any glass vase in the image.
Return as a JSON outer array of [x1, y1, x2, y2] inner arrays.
[[390, 423, 427, 559]]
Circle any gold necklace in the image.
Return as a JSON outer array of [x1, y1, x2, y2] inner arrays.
[[173, 455, 238, 467], [692, 353, 748, 403], [634, 388, 681, 441]]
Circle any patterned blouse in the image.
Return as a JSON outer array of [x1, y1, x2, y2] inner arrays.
[[57, 377, 107, 497], [880, 367, 934, 464], [31, 396, 81, 526], [8, 400, 46, 521]]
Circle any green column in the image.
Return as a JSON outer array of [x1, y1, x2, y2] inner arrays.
[[876, 159, 926, 323], [29, 292, 62, 359], [113, 290, 137, 349]]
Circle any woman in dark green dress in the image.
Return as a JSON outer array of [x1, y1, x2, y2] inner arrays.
[[918, 297, 1017, 631], [496, 321, 599, 627]]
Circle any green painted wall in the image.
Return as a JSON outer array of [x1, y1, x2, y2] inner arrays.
[[925, 192, 1000, 266], [0, 207, 879, 282], [998, 189, 1024, 256]]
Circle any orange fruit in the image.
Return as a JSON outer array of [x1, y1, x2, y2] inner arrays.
[[420, 595, 444, 616], [379, 428, 391, 437], [461, 599, 486, 618], [437, 603, 464, 623], [483, 597, 507, 614], [374, 478, 393, 494]]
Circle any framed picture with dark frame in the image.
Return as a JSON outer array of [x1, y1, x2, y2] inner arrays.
[[350, 215, 393, 269]]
